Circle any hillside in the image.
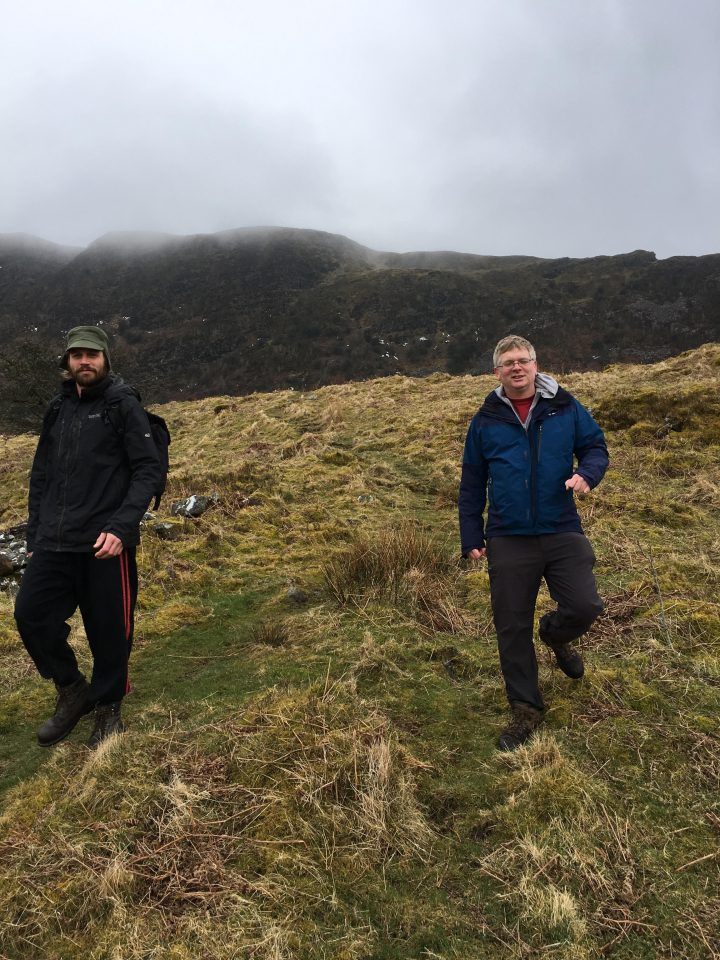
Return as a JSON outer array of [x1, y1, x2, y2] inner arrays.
[[2, 227, 720, 432], [1, 348, 719, 958]]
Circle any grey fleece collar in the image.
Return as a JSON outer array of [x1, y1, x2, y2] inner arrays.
[[494, 372, 559, 403], [495, 373, 559, 428]]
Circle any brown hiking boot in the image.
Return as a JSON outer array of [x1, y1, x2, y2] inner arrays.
[[87, 702, 125, 749], [497, 702, 544, 751], [551, 642, 585, 679], [37, 676, 92, 746], [538, 614, 585, 679]]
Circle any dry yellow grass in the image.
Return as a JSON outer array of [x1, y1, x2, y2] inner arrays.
[[1, 345, 720, 958]]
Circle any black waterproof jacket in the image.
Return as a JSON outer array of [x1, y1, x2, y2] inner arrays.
[[27, 376, 162, 553]]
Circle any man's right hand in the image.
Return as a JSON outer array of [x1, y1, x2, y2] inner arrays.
[[468, 548, 487, 560]]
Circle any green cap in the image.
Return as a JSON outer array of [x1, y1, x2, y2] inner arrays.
[[62, 325, 111, 369]]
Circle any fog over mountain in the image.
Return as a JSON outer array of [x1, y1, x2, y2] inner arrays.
[[1, 1, 719, 259]]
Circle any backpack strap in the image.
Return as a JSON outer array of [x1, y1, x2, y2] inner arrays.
[[103, 398, 125, 435], [40, 393, 65, 438], [101, 382, 170, 511], [102, 382, 140, 435]]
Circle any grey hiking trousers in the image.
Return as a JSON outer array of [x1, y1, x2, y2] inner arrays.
[[486, 533, 603, 710]]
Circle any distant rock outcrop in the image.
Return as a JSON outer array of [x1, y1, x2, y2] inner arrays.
[[1, 226, 719, 433]]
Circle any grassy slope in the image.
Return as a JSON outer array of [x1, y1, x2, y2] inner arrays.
[[1, 346, 719, 959]]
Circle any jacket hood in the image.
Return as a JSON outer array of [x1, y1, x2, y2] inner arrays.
[[493, 372, 559, 402]]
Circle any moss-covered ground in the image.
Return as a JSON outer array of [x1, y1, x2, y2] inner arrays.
[[1, 345, 719, 958]]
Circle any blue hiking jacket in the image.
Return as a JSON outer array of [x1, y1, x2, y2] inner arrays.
[[458, 375, 608, 554]]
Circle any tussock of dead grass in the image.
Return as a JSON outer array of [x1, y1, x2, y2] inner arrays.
[[686, 475, 720, 506], [493, 732, 606, 827], [321, 524, 473, 634], [0, 679, 431, 959], [249, 619, 290, 647], [352, 631, 413, 680], [477, 778, 652, 953]]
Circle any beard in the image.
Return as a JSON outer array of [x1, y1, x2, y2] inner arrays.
[[69, 359, 109, 386]]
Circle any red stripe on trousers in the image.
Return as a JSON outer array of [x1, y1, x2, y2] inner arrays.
[[120, 551, 131, 694]]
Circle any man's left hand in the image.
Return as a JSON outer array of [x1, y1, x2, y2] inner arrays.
[[565, 474, 591, 496], [94, 531, 124, 558]]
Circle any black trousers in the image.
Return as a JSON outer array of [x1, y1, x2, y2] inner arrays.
[[486, 533, 603, 710], [15, 548, 138, 705]]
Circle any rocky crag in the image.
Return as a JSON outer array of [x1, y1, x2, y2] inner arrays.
[[2, 227, 719, 431]]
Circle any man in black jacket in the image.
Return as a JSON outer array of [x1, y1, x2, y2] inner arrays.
[[14, 325, 161, 748]]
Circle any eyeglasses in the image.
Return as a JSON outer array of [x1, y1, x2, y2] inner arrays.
[[496, 357, 535, 369]]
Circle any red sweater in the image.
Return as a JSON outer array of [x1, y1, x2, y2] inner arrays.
[[509, 395, 533, 423]]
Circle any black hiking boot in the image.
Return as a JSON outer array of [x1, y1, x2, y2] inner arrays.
[[538, 614, 585, 680], [87, 702, 125, 749], [37, 676, 92, 747], [550, 642, 585, 679], [497, 702, 544, 752]]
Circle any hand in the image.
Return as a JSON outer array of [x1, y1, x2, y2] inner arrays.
[[565, 473, 591, 496], [94, 531, 124, 559], [467, 548, 487, 560]]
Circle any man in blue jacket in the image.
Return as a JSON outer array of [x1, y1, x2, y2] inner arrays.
[[15, 325, 161, 749], [459, 335, 608, 750]]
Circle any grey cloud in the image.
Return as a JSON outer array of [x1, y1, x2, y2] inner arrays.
[[2, 66, 338, 244], [1, 0, 719, 257]]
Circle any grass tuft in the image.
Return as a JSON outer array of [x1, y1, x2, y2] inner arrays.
[[322, 524, 472, 634], [249, 619, 290, 647]]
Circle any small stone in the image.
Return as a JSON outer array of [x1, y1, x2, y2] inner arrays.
[[5, 522, 27, 540], [0, 554, 14, 577], [152, 522, 183, 541], [0, 577, 20, 597], [171, 494, 219, 518], [287, 585, 308, 604], [357, 495, 374, 504]]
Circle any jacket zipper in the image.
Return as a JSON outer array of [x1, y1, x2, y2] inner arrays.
[[528, 424, 542, 527], [55, 406, 69, 548], [56, 403, 83, 549]]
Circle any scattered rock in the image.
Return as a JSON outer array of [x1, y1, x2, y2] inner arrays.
[[0, 521, 28, 541], [0, 524, 29, 590], [238, 496, 261, 508], [357, 494, 374, 504], [171, 494, 219, 518], [656, 416, 684, 438], [152, 522, 184, 541], [286, 584, 308, 604]]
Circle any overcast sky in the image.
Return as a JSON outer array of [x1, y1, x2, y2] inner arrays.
[[2, 0, 719, 259]]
